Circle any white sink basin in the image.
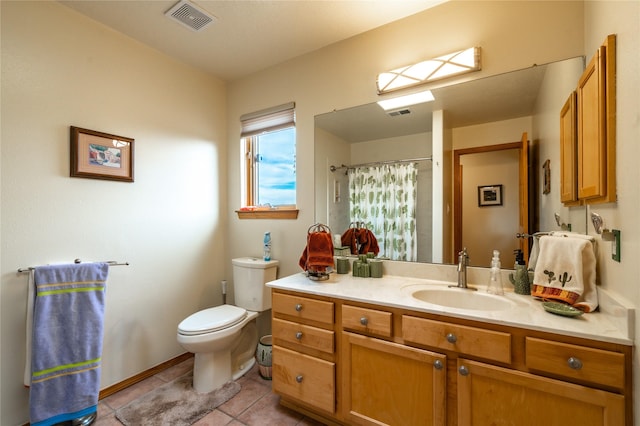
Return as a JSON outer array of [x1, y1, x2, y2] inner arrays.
[[406, 285, 516, 311]]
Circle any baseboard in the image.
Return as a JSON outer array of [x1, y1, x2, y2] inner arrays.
[[99, 352, 193, 400]]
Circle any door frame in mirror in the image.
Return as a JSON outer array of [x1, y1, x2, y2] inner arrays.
[[453, 136, 531, 265]]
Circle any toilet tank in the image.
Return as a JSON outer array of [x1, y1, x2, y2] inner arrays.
[[232, 257, 279, 312]]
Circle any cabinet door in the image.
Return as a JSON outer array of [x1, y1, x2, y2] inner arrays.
[[577, 47, 607, 200], [457, 358, 624, 426], [560, 91, 579, 204], [342, 332, 446, 426]]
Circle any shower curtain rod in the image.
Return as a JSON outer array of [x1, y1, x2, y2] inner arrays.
[[17, 259, 129, 273], [330, 156, 432, 172]]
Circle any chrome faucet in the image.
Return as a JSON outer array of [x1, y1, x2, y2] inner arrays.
[[450, 247, 476, 290]]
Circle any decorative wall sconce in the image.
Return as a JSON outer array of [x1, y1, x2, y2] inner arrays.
[[376, 47, 481, 94]]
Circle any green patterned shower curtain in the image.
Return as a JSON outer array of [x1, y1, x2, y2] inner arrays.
[[348, 163, 418, 261]]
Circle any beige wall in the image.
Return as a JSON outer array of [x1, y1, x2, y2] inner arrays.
[[461, 149, 520, 267], [1, 2, 227, 424], [583, 1, 640, 418]]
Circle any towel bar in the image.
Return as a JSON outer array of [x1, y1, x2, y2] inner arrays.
[[17, 260, 129, 273]]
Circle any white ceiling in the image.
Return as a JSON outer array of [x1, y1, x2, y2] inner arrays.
[[59, 0, 446, 81]]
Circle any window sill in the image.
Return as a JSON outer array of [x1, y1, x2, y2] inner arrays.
[[236, 209, 299, 219]]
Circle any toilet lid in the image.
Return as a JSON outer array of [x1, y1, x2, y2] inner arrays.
[[178, 305, 247, 336]]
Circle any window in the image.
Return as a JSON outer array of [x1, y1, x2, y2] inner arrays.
[[240, 103, 297, 217]]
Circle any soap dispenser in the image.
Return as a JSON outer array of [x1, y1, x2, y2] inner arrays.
[[486, 250, 504, 295], [509, 249, 530, 295]]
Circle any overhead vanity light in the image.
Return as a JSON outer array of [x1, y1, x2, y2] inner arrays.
[[376, 47, 481, 94], [377, 90, 435, 111]]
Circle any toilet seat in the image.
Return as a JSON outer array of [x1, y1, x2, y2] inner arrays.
[[178, 305, 247, 336]]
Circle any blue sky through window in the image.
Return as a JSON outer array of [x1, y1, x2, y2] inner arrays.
[[257, 127, 296, 206]]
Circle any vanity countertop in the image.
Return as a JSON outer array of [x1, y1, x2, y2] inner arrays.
[[267, 270, 634, 346]]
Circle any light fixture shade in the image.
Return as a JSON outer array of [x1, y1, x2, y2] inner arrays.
[[377, 47, 481, 94], [377, 90, 435, 111]]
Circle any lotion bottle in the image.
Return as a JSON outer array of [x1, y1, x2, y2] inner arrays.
[[487, 250, 504, 295]]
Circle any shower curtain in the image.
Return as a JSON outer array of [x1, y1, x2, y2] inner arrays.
[[348, 163, 418, 261]]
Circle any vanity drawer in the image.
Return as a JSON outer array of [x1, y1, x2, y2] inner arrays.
[[402, 316, 511, 364], [272, 345, 335, 414], [342, 305, 393, 337], [525, 337, 625, 390], [272, 292, 334, 326], [272, 318, 335, 354]]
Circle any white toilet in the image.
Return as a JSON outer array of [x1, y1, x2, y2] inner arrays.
[[177, 257, 278, 393]]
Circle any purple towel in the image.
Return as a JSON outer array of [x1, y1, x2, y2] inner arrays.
[[28, 263, 109, 426]]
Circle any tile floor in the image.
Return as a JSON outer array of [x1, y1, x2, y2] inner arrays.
[[94, 357, 326, 426]]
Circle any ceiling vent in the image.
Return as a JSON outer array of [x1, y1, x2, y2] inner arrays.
[[165, 0, 216, 32], [387, 108, 412, 117]]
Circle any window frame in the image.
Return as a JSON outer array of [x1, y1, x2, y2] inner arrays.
[[237, 103, 298, 220]]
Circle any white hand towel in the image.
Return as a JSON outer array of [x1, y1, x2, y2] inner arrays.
[[532, 233, 598, 312]]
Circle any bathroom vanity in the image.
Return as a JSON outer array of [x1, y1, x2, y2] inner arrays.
[[267, 265, 633, 426]]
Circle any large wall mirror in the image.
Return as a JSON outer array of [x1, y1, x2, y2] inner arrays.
[[315, 56, 588, 267]]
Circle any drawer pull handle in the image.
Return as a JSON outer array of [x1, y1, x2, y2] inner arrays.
[[296, 375, 304, 383], [458, 365, 469, 376], [567, 357, 583, 370], [360, 317, 368, 326], [434, 360, 444, 370], [295, 332, 303, 340], [295, 304, 303, 312], [446, 333, 457, 344]]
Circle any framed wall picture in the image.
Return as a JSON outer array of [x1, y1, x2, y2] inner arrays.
[[478, 184, 503, 207], [70, 126, 134, 182], [543, 159, 551, 194]]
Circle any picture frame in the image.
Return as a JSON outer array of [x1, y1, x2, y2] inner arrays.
[[543, 159, 551, 194], [70, 126, 134, 182], [478, 184, 503, 207]]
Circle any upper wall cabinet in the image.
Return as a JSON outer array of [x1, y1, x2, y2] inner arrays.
[[560, 91, 578, 205], [561, 34, 616, 205]]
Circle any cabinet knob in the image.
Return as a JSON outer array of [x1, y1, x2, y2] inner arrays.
[[458, 365, 469, 376], [434, 360, 444, 370], [295, 304, 303, 312], [567, 357, 583, 370], [446, 333, 457, 344], [295, 332, 303, 340], [296, 375, 304, 383], [360, 317, 368, 326]]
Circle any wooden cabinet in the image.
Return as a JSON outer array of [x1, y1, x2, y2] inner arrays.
[[561, 34, 616, 205], [271, 289, 631, 425], [271, 292, 337, 415], [457, 358, 624, 425], [525, 337, 625, 391], [272, 345, 335, 414], [342, 332, 446, 426], [560, 91, 579, 204], [341, 304, 392, 338], [402, 315, 512, 364]]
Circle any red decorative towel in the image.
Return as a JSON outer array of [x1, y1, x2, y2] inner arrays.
[[341, 228, 358, 255], [299, 231, 334, 273], [357, 229, 380, 256], [341, 228, 380, 256]]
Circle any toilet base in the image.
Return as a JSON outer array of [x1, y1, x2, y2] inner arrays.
[[193, 350, 231, 393], [232, 357, 255, 381]]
